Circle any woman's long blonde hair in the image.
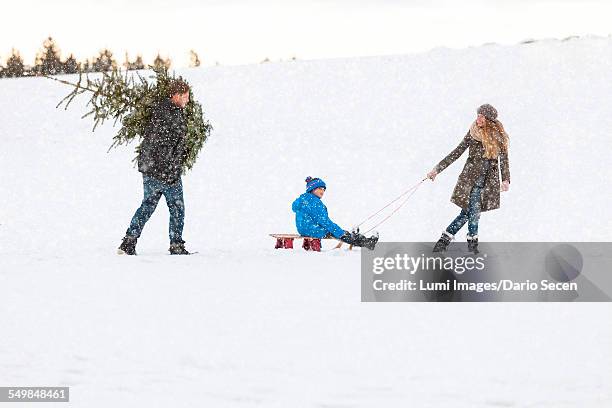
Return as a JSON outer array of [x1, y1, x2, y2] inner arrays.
[[481, 119, 509, 159]]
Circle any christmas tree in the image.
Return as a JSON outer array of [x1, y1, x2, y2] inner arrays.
[[46, 65, 212, 173], [34, 37, 63, 75], [4, 49, 25, 77]]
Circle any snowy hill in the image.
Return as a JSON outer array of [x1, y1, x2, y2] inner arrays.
[[1, 38, 611, 407]]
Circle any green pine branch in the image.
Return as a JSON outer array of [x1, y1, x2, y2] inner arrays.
[[46, 66, 212, 174]]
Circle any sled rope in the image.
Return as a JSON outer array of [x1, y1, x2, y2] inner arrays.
[[355, 178, 427, 234]]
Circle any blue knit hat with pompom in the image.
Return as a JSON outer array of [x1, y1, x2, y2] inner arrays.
[[305, 176, 326, 193]]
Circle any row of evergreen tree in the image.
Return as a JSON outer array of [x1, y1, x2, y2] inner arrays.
[[0, 37, 202, 78]]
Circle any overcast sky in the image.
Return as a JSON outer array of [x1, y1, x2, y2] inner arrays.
[[2, 0, 612, 67]]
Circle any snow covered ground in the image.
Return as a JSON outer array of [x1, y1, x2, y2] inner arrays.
[[1, 37, 611, 406]]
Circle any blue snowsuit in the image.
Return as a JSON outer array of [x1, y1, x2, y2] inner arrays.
[[292, 193, 345, 239]]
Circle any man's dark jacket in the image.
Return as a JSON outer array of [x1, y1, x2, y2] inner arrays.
[[137, 98, 188, 185]]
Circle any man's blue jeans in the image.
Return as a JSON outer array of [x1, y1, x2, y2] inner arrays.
[[446, 178, 484, 237], [126, 175, 185, 243]]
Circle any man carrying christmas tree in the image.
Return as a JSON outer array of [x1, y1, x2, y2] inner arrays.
[[118, 80, 192, 255]]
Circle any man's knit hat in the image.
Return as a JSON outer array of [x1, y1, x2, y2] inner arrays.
[[305, 176, 326, 193], [477, 104, 498, 121]]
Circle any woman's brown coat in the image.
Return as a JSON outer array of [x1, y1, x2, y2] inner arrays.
[[435, 131, 510, 212]]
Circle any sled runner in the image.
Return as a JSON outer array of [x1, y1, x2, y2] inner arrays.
[[269, 234, 353, 252]]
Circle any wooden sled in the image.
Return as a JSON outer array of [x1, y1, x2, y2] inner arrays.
[[269, 234, 353, 252]]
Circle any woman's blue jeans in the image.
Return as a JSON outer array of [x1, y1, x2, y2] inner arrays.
[[126, 175, 185, 243], [446, 178, 484, 237]]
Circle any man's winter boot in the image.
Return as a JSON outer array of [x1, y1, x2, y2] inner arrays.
[[433, 231, 453, 252], [169, 240, 191, 255], [117, 235, 137, 255], [467, 235, 479, 254]]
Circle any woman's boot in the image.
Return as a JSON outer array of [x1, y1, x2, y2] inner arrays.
[[467, 235, 479, 254], [433, 231, 453, 252]]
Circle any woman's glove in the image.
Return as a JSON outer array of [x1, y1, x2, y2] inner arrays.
[[427, 169, 438, 181]]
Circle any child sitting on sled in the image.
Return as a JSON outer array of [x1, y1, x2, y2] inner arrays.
[[291, 177, 378, 250]]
